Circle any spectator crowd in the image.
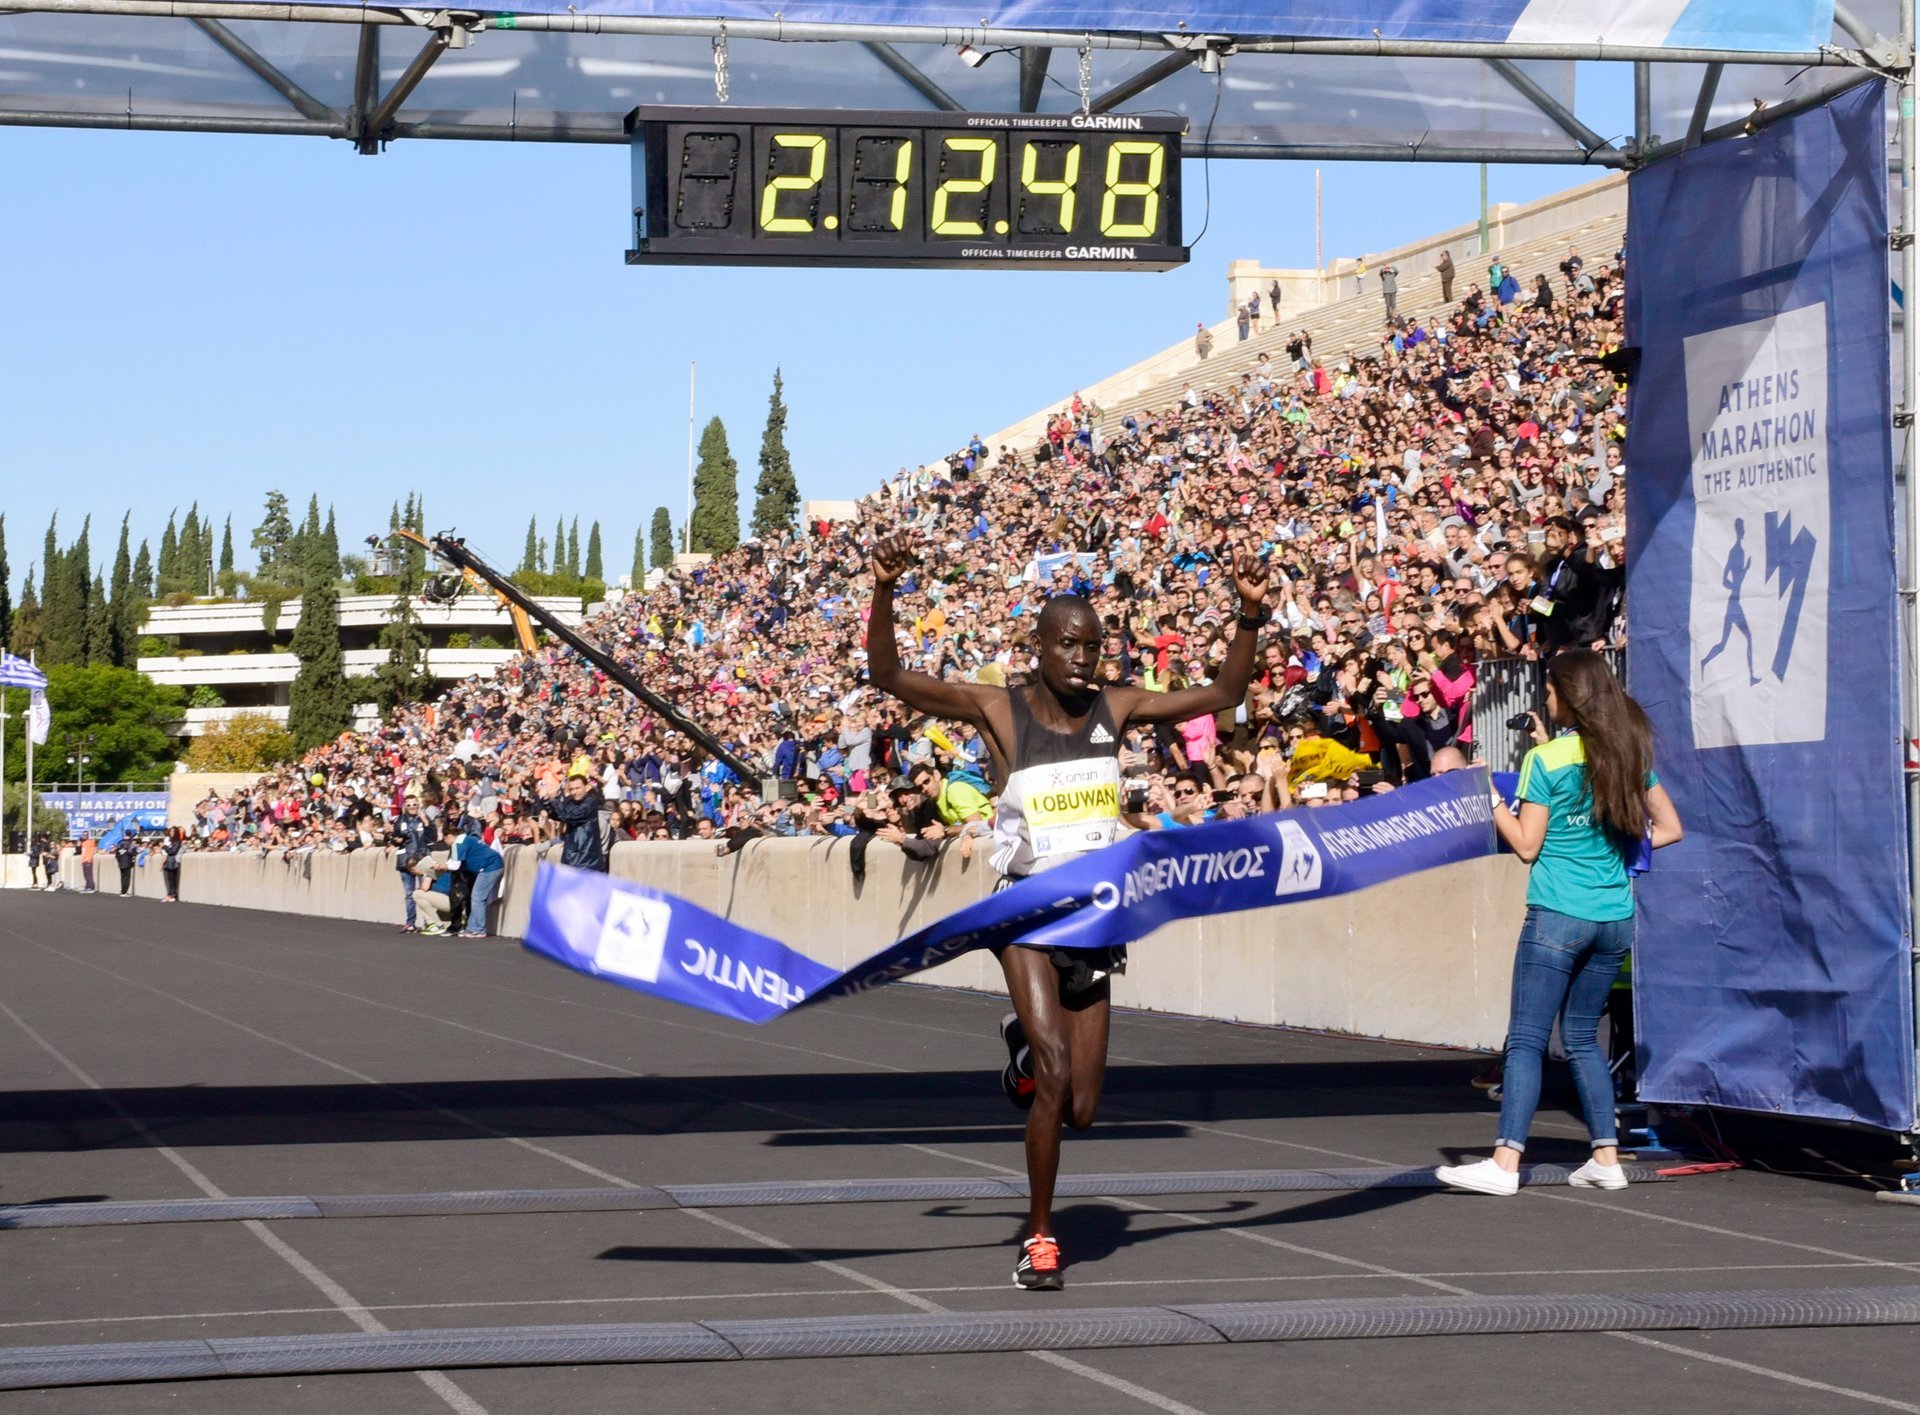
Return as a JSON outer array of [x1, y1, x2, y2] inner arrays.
[[168, 243, 1633, 909]]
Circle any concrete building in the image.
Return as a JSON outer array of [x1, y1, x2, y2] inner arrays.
[[138, 594, 587, 736]]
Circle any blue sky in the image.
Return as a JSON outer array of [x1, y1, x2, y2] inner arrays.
[[0, 68, 1629, 590]]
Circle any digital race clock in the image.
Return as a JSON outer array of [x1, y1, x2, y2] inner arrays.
[[625, 107, 1186, 272]]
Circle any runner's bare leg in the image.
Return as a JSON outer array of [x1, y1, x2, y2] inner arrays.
[[1001, 946, 1113, 1236]]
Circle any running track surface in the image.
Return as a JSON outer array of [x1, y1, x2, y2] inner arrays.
[[2, 891, 1917, 1415]]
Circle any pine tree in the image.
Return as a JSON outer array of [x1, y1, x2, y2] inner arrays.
[[132, 539, 153, 599], [0, 514, 11, 652], [566, 518, 581, 578], [109, 515, 133, 667], [519, 517, 541, 575], [650, 507, 674, 570], [286, 526, 353, 751], [752, 368, 800, 538], [251, 491, 294, 582], [84, 573, 112, 666], [374, 501, 432, 716], [690, 416, 741, 553]]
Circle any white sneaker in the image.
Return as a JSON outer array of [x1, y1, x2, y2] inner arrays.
[[1568, 1157, 1629, 1190], [1435, 1158, 1520, 1196]]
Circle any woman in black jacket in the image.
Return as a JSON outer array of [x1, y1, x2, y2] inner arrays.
[[161, 828, 187, 903]]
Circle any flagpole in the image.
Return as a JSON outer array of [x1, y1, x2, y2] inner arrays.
[[24, 652, 35, 852]]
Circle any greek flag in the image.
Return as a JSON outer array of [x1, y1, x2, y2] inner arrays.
[[0, 652, 46, 690]]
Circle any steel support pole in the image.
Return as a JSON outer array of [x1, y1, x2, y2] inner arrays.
[[1485, 57, 1619, 158], [0, 1, 1858, 66], [1898, 0, 1920, 1132], [1634, 60, 1651, 155], [862, 41, 965, 112], [190, 17, 337, 121], [351, 22, 379, 151], [1089, 50, 1194, 114], [361, 28, 451, 149], [1017, 46, 1050, 113], [1684, 63, 1724, 149], [0, 108, 345, 136]]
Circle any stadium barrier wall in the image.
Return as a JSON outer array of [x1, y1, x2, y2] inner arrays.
[[58, 841, 1529, 1050]]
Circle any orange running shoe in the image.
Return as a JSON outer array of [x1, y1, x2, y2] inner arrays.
[[1014, 1233, 1064, 1291]]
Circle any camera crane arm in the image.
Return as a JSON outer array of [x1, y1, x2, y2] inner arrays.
[[401, 530, 764, 791]]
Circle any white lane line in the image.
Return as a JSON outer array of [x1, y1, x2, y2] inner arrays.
[[144, 920, 1492, 1162], [0, 989, 489, 1415], [15, 925, 1208, 1415], [1607, 1333, 1920, 1413], [26, 913, 1920, 1411], [1535, 1191, 1920, 1274], [52, 923, 1019, 1181]]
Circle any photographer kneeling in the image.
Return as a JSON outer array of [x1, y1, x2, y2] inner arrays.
[[1438, 650, 1683, 1197]]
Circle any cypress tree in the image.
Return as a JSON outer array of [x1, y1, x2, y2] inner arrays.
[[390, 500, 401, 533], [650, 507, 674, 570], [286, 524, 353, 751], [566, 518, 581, 578], [157, 512, 180, 595], [133, 539, 153, 599], [631, 525, 647, 586], [584, 521, 604, 582], [41, 515, 57, 609], [218, 516, 234, 586], [42, 517, 87, 666], [109, 515, 132, 667], [689, 416, 740, 554], [519, 517, 541, 575], [752, 368, 800, 538], [180, 504, 203, 596], [324, 506, 339, 580], [84, 572, 112, 666], [0, 514, 11, 652], [251, 491, 294, 583], [374, 503, 432, 715], [10, 570, 40, 658], [551, 517, 565, 576]]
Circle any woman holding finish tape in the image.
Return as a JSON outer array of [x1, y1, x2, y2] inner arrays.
[[1438, 650, 1683, 1197]]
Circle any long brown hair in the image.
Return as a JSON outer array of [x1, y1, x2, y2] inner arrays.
[[1546, 650, 1652, 841]]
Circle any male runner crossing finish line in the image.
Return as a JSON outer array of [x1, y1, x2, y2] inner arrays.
[[865, 531, 1271, 1290]]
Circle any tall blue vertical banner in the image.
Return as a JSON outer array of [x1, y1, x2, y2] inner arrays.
[[1627, 81, 1913, 1131]]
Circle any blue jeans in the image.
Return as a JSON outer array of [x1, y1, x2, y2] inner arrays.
[[400, 872, 417, 925], [466, 867, 504, 935], [1497, 906, 1632, 1153]]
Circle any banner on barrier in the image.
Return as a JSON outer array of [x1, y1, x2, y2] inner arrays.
[[523, 770, 1497, 1024], [1625, 80, 1913, 1130]]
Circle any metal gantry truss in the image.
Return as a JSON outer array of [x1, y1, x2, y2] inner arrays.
[[0, 0, 1898, 165]]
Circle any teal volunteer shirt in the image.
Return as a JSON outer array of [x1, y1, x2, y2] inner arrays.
[[1516, 733, 1656, 923]]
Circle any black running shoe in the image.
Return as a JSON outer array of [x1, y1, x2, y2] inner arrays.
[[999, 1012, 1035, 1111], [1013, 1233, 1064, 1291]]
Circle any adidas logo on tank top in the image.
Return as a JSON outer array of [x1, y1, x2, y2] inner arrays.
[[1089, 724, 1114, 744]]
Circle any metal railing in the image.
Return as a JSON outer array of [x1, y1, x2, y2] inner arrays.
[[1472, 648, 1626, 774]]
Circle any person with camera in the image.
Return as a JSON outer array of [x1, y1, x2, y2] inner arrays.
[[1437, 650, 1683, 1196], [866, 528, 1268, 1291]]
